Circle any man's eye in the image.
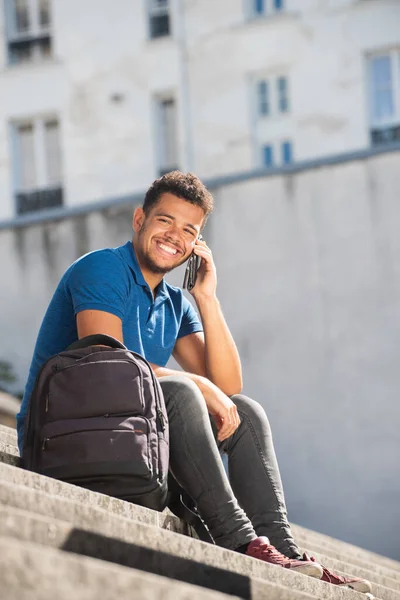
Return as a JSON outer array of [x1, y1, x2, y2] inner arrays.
[[184, 229, 195, 236], [159, 218, 169, 224]]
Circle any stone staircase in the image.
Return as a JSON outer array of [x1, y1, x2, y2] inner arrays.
[[0, 424, 399, 600]]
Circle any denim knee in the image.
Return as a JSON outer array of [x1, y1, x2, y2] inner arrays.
[[230, 394, 272, 436], [159, 375, 208, 419]]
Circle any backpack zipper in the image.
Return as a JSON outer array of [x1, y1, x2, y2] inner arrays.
[[157, 408, 165, 431]]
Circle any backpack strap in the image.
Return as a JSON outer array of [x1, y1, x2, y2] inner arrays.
[[67, 335, 126, 351], [167, 473, 214, 544]]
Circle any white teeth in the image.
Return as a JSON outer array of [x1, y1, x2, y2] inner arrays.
[[158, 242, 177, 255]]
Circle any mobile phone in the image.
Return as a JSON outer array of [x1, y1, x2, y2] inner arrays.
[[183, 235, 203, 291]]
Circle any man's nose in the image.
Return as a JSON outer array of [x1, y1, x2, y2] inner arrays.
[[165, 226, 181, 242]]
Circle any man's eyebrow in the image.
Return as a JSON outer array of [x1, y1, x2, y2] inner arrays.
[[154, 212, 199, 233]]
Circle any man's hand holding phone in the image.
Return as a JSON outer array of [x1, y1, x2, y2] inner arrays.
[[183, 236, 217, 299]]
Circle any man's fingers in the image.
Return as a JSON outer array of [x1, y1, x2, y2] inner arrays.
[[217, 413, 232, 441], [217, 407, 241, 441]]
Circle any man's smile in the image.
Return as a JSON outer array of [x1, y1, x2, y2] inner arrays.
[[154, 240, 182, 258]]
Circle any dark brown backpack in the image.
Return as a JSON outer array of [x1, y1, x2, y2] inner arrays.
[[22, 334, 169, 511]]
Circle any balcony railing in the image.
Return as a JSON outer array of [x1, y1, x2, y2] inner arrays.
[[371, 124, 400, 147], [16, 186, 63, 215], [150, 13, 170, 38]]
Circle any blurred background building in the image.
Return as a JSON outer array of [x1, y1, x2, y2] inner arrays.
[[0, 0, 399, 559]]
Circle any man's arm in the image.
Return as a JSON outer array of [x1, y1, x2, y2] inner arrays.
[[172, 306, 242, 397], [76, 309, 240, 442], [149, 361, 240, 442], [173, 238, 243, 396], [76, 310, 123, 342]]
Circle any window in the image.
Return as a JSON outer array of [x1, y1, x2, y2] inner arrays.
[[281, 141, 293, 164], [156, 98, 179, 175], [5, 0, 52, 65], [277, 77, 289, 113], [149, 0, 170, 39], [261, 141, 294, 168], [254, 0, 264, 14], [12, 117, 63, 215], [257, 80, 270, 116], [262, 145, 274, 167], [252, 0, 284, 17], [256, 76, 290, 117], [368, 50, 400, 146]]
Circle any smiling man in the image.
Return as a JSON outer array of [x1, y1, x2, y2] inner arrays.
[[17, 172, 371, 591]]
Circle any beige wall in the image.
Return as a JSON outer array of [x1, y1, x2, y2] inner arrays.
[[1, 149, 399, 558]]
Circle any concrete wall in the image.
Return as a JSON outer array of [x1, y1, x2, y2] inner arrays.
[[1, 148, 399, 559], [1, 0, 400, 219]]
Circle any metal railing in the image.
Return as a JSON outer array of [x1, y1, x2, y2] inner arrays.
[[15, 186, 63, 215]]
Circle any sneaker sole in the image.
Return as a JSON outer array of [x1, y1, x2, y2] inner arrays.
[[290, 563, 323, 579], [345, 581, 372, 594]]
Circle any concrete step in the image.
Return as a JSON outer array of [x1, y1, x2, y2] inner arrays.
[[1, 425, 398, 598], [0, 505, 319, 600], [0, 535, 244, 600], [2, 425, 398, 574], [0, 478, 374, 600], [1, 455, 398, 594], [0, 460, 189, 536], [0, 424, 17, 447], [301, 550, 399, 600], [0, 439, 19, 457], [292, 525, 400, 575], [298, 541, 400, 587]]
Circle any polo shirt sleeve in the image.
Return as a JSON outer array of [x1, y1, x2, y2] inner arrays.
[[66, 250, 130, 320], [177, 295, 203, 339]]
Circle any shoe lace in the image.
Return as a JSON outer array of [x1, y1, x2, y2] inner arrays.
[[309, 556, 348, 584], [256, 544, 290, 566], [322, 566, 348, 585]]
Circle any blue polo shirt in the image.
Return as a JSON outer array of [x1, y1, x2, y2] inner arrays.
[[17, 240, 203, 452]]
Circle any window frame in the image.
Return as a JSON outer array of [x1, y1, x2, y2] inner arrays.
[[367, 49, 400, 147], [148, 0, 171, 40], [281, 140, 293, 165], [154, 95, 179, 175], [4, 0, 52, 65], [368, 49, 400, 129], [5, 0, 51, 41], [250, 0, 284, 18], [262, 144, 274, 168], [257, 80, 270, 117], [277, 76, 289, 113], [255, 75, 290, 118], [10, 115, 63, 215]]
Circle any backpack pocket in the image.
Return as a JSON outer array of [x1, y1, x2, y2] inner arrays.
[[38, 415, 151, 480], [47, 360, 144, 420]]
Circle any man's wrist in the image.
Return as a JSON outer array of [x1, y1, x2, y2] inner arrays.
[[193, 293, 219, 311]]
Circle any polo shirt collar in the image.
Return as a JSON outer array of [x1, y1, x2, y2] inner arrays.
[[122, 241, 168, 300]]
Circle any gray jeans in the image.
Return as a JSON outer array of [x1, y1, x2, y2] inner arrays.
[[160, 376, 300, 558]]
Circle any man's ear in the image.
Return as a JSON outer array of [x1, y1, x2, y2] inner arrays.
[[133, 207, 145, 233]]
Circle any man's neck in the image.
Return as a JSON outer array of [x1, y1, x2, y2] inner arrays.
[[132, 239, 164, 295]]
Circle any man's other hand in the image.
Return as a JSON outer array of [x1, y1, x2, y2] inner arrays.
[[197, 377, 240, 442]]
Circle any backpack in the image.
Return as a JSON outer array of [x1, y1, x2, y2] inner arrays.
[[22, 334, 169, 512]]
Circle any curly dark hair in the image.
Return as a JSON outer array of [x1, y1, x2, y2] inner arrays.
[[143, 171, 214, 223]]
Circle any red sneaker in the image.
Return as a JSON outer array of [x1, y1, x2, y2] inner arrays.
[[309, 556, 372, 593], [245, 537, 323, 578]]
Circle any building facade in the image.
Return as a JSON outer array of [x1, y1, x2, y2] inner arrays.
[[0, 0, 399, 221]]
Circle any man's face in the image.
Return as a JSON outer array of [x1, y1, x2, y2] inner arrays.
[[133, 193, 205, 275]]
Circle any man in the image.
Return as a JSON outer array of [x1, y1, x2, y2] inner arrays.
[[17, 172, 371, 592]]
